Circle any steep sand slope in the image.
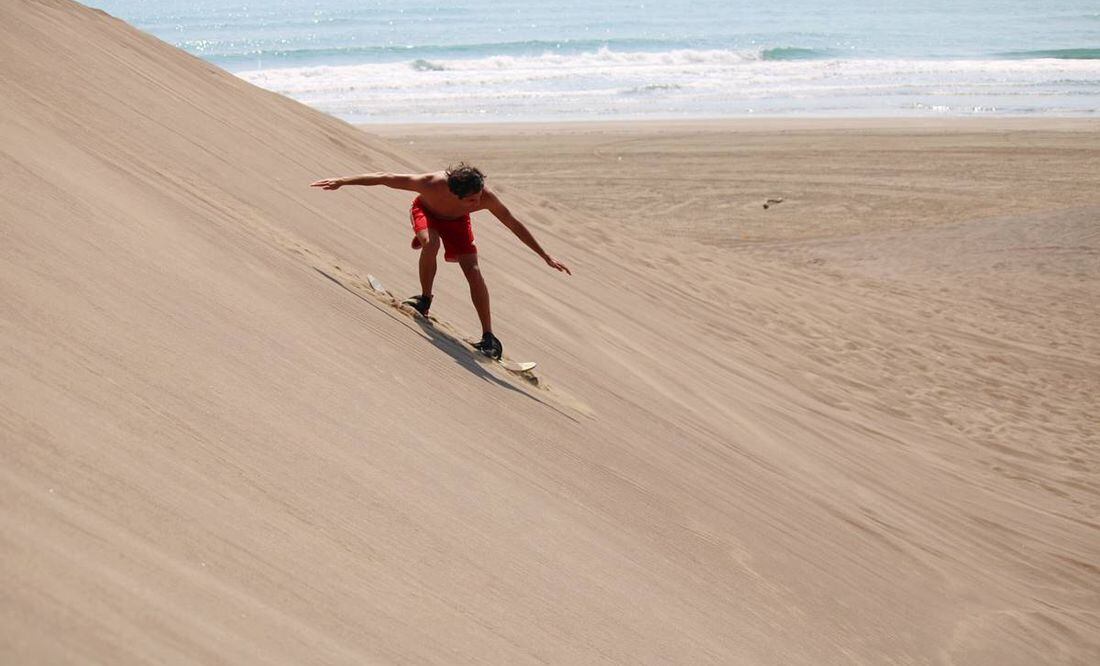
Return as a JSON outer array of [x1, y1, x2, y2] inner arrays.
[[2, 1, 1097, 663]]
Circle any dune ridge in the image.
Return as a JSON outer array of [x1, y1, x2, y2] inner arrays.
[[2, 1, 1098, 663]]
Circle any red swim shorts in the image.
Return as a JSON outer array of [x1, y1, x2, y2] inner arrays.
[[409, 196, 476, 262]]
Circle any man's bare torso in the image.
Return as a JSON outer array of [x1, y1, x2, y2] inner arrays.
[[417, 172, 495, 219]]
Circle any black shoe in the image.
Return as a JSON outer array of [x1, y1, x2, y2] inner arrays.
[[402, 294, 432, 316], [473, 331, 503, 360]]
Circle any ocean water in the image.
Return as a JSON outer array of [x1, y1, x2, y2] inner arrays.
[[86, 0, 1100, 122]]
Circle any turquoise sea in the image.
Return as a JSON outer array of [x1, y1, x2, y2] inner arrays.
[[85, 0, 1100, 122]]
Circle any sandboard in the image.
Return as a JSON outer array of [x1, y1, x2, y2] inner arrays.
[[468, 350, 537, 373], [461, 338, 538, 373], [367, 275, 538, 375], [367, 274, 387, 294]]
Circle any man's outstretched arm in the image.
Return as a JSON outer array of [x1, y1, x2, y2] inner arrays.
[[311, 172, 429, 191], [484, 191, 571, 275]]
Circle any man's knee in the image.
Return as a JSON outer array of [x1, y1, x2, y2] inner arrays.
[[458, 256, 483, 279]]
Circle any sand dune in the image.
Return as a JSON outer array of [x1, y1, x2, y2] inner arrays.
[[2, 1, 1098, 663]]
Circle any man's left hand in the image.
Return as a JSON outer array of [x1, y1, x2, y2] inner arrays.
[[544, 255, 572, 275]]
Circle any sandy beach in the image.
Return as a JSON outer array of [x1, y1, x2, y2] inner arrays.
[[373, 118, 1100, 242], [3, 2, 1099, 663]]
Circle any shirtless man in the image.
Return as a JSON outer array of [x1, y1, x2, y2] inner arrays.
[[310, 163, 570, 359]]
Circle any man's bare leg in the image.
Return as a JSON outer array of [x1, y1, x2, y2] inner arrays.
[[457, 253, 492, 334], [417, 229, 440, 297]]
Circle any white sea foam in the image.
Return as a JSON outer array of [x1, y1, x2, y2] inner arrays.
[[239, 48, 1100, 122]]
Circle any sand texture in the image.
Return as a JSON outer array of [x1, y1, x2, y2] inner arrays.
[[3, 1, 1099, 663]]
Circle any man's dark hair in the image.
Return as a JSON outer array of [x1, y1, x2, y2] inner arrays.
[[446, 163, 485, 198]]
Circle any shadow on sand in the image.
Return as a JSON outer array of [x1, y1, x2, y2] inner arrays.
[[313, 267, 575, 420]]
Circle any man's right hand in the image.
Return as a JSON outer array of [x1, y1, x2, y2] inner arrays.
[[310, 178, 345, 190]]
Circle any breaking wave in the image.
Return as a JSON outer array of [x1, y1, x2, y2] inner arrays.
[[238, 47, 1100, 123]]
